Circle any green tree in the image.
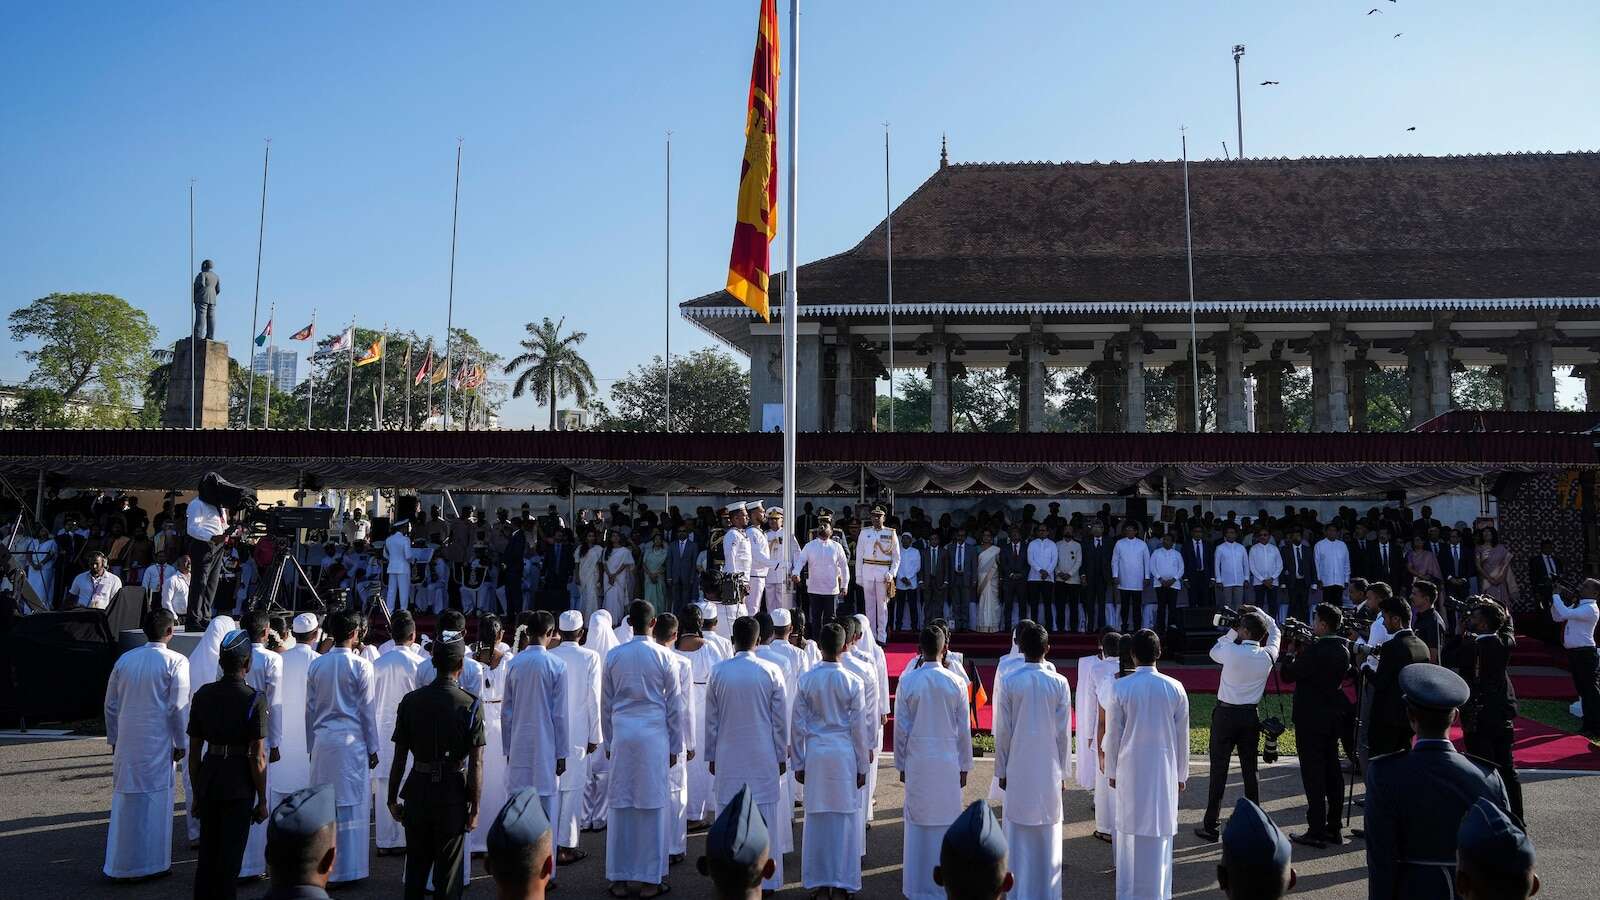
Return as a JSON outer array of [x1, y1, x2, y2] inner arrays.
[[8, 292, 157, 412], [1454, 366, 1505, 411], [2, 388, 71, 428], [590, 349, 749, 432], [504, 317, 597, 430]]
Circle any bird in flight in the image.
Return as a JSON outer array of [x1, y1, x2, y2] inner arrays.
[[1260, 80, 1280, 85], [1406, 126, 1417, 131], [1368, 7, 1382, 13], [1394, 33, 1403, 38]]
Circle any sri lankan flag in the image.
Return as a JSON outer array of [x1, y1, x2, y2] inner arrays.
[[724, 0, 779, 322]]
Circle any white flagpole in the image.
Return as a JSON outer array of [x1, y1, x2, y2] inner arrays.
[[188, 178, 197, 428], [443, 140, 462, 430], [306, 310, 316, 428], [262, 301, 275, 428], [245, 140, 270, 426], [781, 0, 800, 573], [404, 339, 413, 428], [884, 121, 894, 432], [345, 322, 355, 430], [377, 324, 388, 430], [665, 130, 673, 432], [1182, 129, 1201, 431]]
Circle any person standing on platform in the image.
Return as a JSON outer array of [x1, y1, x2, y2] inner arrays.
[[551, 609, 602, 865], [240, 610, 285, 880], [1313, 523, 1351, 607], [303, 611, 380, 887], [1023, 523, 1057, 629], [603, 599, 686, 898], [188, 628, 265, 900], [273, 613, 321, 811], [185, 487, 228, 629], [993, 621, 1072, 900], [1279, 603, 1353, 848], [761, 507, 800, 615], [895, 530, 925, 632], [705, 615, 789, 893], [103, 608, 189, 883], [895, 626, 974, 900], [742, 502, 775, 614], [372, 612, 426, 856], [1247, 529, 1284, 616], [1213, 526, 1249, 610], [1196, 607, 1280, 843], [1181, 523, 1213, 613], [1053, 524, 1084, 633], [947, 527, 977, 632], [1105, 629, 1190, 900], [797, 520, 850, 630], [1550, 579, 1600, 737], [1111, 521, 1151, 631], [1150, 531, 1185, 638], [501, 610, 568, 881], [388, 632, 486, 900], [720, 503, 760, 624], [792, 622, 872, 898], [997, 526, 1030, 632], [666, 524, 699, 614], [854, 505, 901, 643], [1280, 526, 1316, 624], [385, 520, 415, 612], [1081, 521, 1113, 632]]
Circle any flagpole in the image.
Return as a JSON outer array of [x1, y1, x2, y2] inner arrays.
[[443, 140, 462, 430], [377, 325, 388, 430], [884, 121, 894, 432], [404, 340, 413, 428], [262, 301, 275, 428], [1182, 129, 1201, 431], [781, 0, 799, 579], [664, 130, 672, 432], [306, 310, 316, 428], [188, 178, 197, 428], [345, 321, 355, 430], [245, 140, 270, 426]]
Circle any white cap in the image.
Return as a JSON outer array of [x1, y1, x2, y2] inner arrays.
[[748, 500, 766, 511], [724, 501, 746, 514], [558, 610, 585, 632], [765, 506, 784, 518], [699, 601, 719, 619], [770, 608, 792, 628], [291, 612, 320, 634]]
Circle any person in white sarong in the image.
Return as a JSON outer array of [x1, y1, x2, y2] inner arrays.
[[847, 613, 889, 823], [578, 532, 605, 616], [304, 610, 381, 885], [371, 613, 426, 854], [184, 615, 234, 845], [579, 608, 620, 831], [704, 614, 789, 893], [239, 612, 284, 878], [653, 613, 698, 863], [603, 532, 633, 619], [272, 614, 321, 812], [468, 615, 514, 857], [754, 609, 806, 858], [103, 610, 189, 880], [988, 624, 1055, 803], [501, 610, 568, 881], [792, 621, 873, 897], [1105, 631, 1191, 900], [993, 622, 1073, 900], [603, 600, 686, 896], [895, 627, 974, 900], [551, 609, 603, 863], [837, 617, 881, 854], [1074, 634, 1116, 793], [675, 605, 723, 829], [1096, 640, 1134, 849]]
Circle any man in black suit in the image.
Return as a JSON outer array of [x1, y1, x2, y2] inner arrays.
[[919, 530, 951, 629], [1279, 526, 1317, 624], [1280, 602, 1354, 847], [1366, 596, 1432, 758], [1348, 523, 1377, 584], [997, 526, 1030, 631], [499, 519, 532, 617], [537, 530, 575, 614], [665, 525, 699, 613], [1437, 528, 1476, 626], [946, 527, 976, 631], [1081, 521, 1113, 631], [1410, 504, 1442, 540], [1180, 523, 1214, 611], [1374, 527, 1408, 593], [1527, 539, 1561, 611]]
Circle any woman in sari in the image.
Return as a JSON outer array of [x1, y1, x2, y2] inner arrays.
[[603, 530, 634, 619], [1477, 527, 1514, 606], [577, 530, 604, 616], [975, 529, 1002, 632], [1406, 534, 1441, 593], [641, 531, 668, 608]]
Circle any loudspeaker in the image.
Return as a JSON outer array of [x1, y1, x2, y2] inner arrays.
[[370, 516, 392, 543]]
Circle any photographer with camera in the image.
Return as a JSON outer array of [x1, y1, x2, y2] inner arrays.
[[1195, 605, 1280, 842], [1278, 603, 1353, 848], [185, 478, 233, 630], [1410, 580, 1446, 665], [1456, 597, 1524, 823], [1549, 578, 1600, 738]]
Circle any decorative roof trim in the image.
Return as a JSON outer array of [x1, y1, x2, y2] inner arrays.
[[682, 296, 1600, 320]]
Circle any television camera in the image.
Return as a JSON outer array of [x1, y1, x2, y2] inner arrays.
[[1282, 616, 1316, 645]]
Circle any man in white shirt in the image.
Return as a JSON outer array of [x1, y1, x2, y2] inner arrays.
[[304, 609, 381, 885], [1149, 532, 1185, 637], [705, 615, 789, 893], [1312, 523, 1352, 607], [102, 608, 189, 881], [1105, 630, 1190, 900], [654, 612, 698, 866], [792, 621, 873, 897], [140, 549, 173, 599], [384, 520, 415, 612], [1550, 579, 1600, 737], [756, 607, 807, 855], [69, 551, 123, 609], [603, 599, 686, 896], [836, 616, 882, 849], [797, 521, 851, 629], [1247, 529, 1284, 614], [503, 610, 569, 880], [162, 556, 191, 619], [895, 626, 974, 900], [993, 622, 1072, 900], [273, 613, 321, 817], [185, 492, 228, 628], [371, 612, 427, 854], [1025, 524, 1058, 630], [1212, 526, 1249, 609], [894, 532, 923, 632], [1197, 607, 1281, 841], [551, 609, 603, 863], [721, 502, 763, 616], [854, 506, 901, 643], [1111, 522, 1151, 631], [1054, 527, 1084, 633]]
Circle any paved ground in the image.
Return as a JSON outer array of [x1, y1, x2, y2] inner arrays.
[[1, 735, 1590, 898]]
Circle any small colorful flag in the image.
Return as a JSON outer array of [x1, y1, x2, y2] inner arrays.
[[254, 318, 273, 347], [354, 338, 384, 367], [318, 327, 354, 356], [431, 361, 449, 385], [413, 347, 434, 386], [289, 322, 315, 341]]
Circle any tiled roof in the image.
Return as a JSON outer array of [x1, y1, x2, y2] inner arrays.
[[683, 151, 1600, 309]]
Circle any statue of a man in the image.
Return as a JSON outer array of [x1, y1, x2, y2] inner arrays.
[[192, 259, 221, 343]]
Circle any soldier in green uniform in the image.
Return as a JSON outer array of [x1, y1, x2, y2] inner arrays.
[[386, 631, 486, 900]]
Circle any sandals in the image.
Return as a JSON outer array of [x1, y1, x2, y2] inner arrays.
[[640, 883, 672, 899], [559, 848, 588, 865], [607, 884, 631, 898]]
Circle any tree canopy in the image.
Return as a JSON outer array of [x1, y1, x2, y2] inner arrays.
[[589, 348, 750, 432], [8, 292, 156, 421], [504, 317, 597, 430]]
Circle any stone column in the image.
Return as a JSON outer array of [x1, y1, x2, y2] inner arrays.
[[833, 333, 854, 431], [852, 350, 881, 431], [927, 339, 952, 433], [746, 332, 781, 432], [1309, 332, 1349, 432], [1406, 339, 1432, 426], [1503, 343, 1532, 411], [1249, 361, 1286, 432], [1345, 346, 1370, 432], [1209, 326, 1248, 432], [795, 331, 824, 431], [1085, 361, 1119, 431], [1121, 335, 1146, 433], [1427, 327, 1454, 417], [1530, 330, 1557, 411], [1168, 360, 1196, 432], [1025, 336, 1048, 433]]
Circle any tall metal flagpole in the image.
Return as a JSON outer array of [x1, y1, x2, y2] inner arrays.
[[443, 141, 462, 430], [1232, 45, 1246, 159], [305, 310, 316, 428], [262, 302, 275, 428], [404, 340, 413, 428], [781, 0, 800, 569], [665, 130, 673, 431], [884, 122, 894, 431], [1182, 130, 1201, 431], [377, 325, 388, 430], [188, 179, 197, 428], [245, 140, 270, 425], [345, 321, 355, 430]]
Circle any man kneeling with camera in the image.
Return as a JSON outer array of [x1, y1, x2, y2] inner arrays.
[[1279, 604, 1354, 847], [1197, 605, 1281, 842]]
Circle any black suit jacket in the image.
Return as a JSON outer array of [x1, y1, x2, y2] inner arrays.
[[1528, 553, 1561, 596], [1364, 742, 1511, 900], [1437, 541, 1476, 586], [1348, 538, 1377, 582], [1368, 629, 1431, 756], [1281, 635, 1352, 732], [1279, 541, 1317, 591], [1373, 541, 1407, 588], [1180, 538, 1214, 583], [540, 542, 575, 591], [997, 542, 1030, 582], [1082, 536, 1113, 585]]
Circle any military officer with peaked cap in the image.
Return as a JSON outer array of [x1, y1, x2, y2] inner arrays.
[[1363, 664, 1513, 900]]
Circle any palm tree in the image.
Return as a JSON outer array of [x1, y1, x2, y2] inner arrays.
[[504, 316, 597, 430]]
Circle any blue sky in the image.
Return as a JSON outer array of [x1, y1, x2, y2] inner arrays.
[[3, 1, 1596, 425]]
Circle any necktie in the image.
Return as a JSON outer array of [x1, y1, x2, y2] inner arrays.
[[932, 548, 939, 569], [956, 545, 963, 572], [1547, 556, 1554, 577], [1196, 541, 1203, 567], [1294, 547, 1301, 577]]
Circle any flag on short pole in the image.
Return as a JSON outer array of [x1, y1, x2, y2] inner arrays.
[[254, 317, 273, 347], [318, 327, 354, 357], [724, 0, 780, 322], [355, 337, 384, 367], [289, 321, 315, 341], [413, 344, 434, 386]]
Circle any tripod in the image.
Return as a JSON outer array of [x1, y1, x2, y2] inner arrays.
[[252, 534, 325, 614]]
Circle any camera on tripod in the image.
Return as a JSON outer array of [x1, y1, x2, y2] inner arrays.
[[1260, 715, 1288, 763]]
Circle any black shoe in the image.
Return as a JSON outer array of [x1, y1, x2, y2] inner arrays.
[[1193, 826, 1220, 842], [1288, 832, 1325, 849], [1322, 830, 1348, 846], [1349, 828, 1365, 840]]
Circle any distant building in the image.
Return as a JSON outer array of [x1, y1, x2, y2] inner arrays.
[[251, 348, 298, 393], [557, 409, 590, 431]]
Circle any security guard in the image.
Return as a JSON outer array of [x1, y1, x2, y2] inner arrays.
[[1278, 603, 1354, 848], [187, 629, 269, 900], [387, 631, 487, 900], [854, 504, 901, 643], [1362, 664, 1512, 900]]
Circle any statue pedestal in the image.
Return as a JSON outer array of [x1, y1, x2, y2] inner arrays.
[[164, 338, 230, 428]]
